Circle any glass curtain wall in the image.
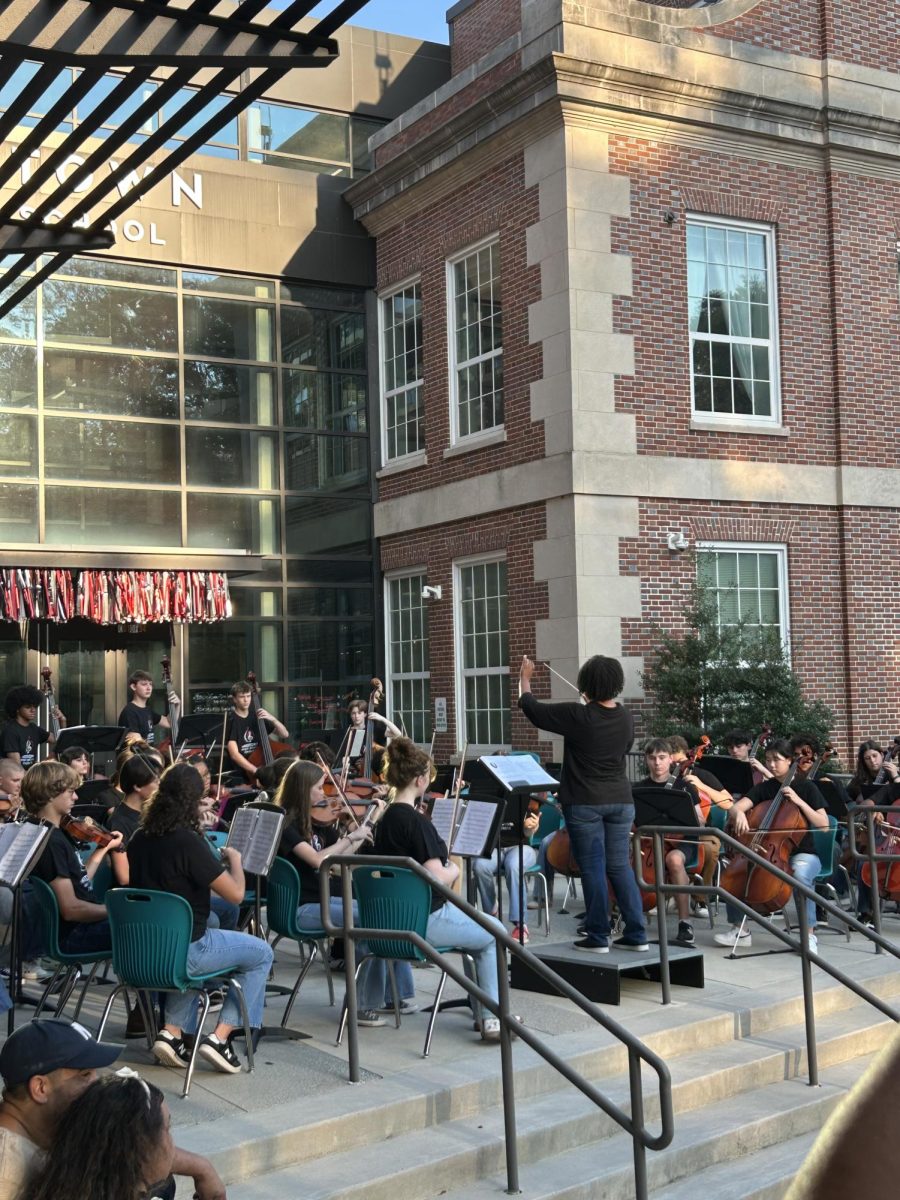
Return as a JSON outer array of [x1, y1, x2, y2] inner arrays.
[[0, 256, 374, 741]]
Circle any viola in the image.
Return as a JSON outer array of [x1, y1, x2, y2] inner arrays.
[[720, 761, 807, 915], [60, 812, 118, 849], [796, 744, 835, 782], [859, 781, 900, 900]]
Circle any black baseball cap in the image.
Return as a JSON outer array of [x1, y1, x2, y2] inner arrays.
[[0, 1020, 121, 1087]]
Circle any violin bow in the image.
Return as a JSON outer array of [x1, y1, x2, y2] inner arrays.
[[539, 661, 581, 695], [215, 709, 228, 802], [315, 752, 361, 830]]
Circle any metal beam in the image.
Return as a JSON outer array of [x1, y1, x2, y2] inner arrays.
[[0, 0, 339, 68], [0, 219, 115, 253]]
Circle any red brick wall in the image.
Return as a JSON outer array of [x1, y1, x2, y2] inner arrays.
[[450, 0, 522, 75], [610, 136, 839, 466], [379, 503, 549, 761], [705, 0, 824, 58], [375, 150, 544, 501]]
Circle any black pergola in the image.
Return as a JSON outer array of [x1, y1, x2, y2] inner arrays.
[[0, 0, 369, 317]]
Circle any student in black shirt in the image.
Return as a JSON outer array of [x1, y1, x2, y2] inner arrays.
[[2, 687, 66, 768], [127, 763, 273, 1075], [107, 755, 161, 886], [714, 737, 828, 951], [518, 654, 648, 954], [117, 670, 177, 748], [21, 762, 122, 957], [225, 681, 291, 780]]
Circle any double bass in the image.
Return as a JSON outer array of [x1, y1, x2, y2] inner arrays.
[[243, 670, 294, 783]]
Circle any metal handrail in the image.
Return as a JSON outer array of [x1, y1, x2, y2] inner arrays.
[[847, 804, 900, 949], [321, 853, 674, 1200], [638, 824, 900, 1086]]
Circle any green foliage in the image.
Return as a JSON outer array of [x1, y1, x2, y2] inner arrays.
[[641, 588, 833, 750]]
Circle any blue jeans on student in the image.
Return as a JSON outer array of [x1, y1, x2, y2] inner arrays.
[[425, 902, 503, 1023], [208, 895, 240, 930], [60, 919, 112, 957], [725, 852, 822, 929], [473, 846, 537, 924], [167, 928, 273, 1034], [565, 803, 647, 946], [298, 898, 415, 1012]]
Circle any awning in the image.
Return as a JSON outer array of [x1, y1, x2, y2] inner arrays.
[[0, 567, 231, 624]]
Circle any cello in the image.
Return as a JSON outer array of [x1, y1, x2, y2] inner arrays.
[[858, 743, 900, 900], [636, 737, 710, 911]]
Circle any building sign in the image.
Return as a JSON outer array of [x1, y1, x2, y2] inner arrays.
[[434, 697, 448, 734]]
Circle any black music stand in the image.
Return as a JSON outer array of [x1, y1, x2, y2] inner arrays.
[[697, 755, 755, 798], [818, 777, 851, 823], [56, 726, 125, 780], [632, 785, 702, 835], [177, 713, 227, 759]]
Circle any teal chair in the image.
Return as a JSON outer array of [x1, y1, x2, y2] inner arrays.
[[97, 888, 255, 1098], [524, 802, 564, 936], [266, 856, 335, 1027], [336, 865, 475, 1057], [28, 877, 111, 1021], [782, 815, 849, 944]]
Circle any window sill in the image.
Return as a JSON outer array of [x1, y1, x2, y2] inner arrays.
[[443, 427, 507, 458], [690, 418, 788, 437], [376, 451, 428, 478]]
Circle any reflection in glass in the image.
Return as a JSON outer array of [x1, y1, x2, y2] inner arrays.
[[43, 282, 178, 351], [285, 433, 368, 493], [44, 417, 180, 483], [351, 118, 383, 174], [283, 369, 366, 432], [75, 74, 158, 138], [0, 483, 37, 541], [229, 589, 282, 617], [281, 308, 365, 370], [44, 350, 178, 418], [55, 257, 174, 288], [248, 104, 349, 163], [183, 272, 274, 299], [288, 620, 373, 682], [0, 63, 74, 129], [185, 429, 278, 489], [45, 486, 181, 546], [162, 88, 238, 145], [288, 588, 372, 617], [189, 622, 282, 684], [281, 284, 364, 311], [187, 494, 279, 554], [184, 362, 275, 424], [0, 289, 36, 340], [286, 559, 372, 584], [183, 296, 274, 361], [285, 497, 370, 557], [0, 415, 36, 476], [0, 346, 37, 408]]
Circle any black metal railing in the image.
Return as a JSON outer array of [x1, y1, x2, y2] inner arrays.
[[847, 803, 900, 949], [321, 854, 674, 1200]]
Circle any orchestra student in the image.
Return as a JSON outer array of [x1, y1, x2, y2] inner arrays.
[[225, 681, 290, 778], [117, 670, 174, 748], [2, 687, 66, 768]]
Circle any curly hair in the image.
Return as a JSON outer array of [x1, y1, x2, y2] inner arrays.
[[3, 686, 43, 721], [383, 737, 432, 791], [20, 1074, 169, 1200], [21, 762, 80, 815], [140, 762, 204, 836], [273, 760, 322, 842], [576, 655, 624, 703]]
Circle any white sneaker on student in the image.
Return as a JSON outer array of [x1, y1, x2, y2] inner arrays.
[[713, 925, 752, 948]]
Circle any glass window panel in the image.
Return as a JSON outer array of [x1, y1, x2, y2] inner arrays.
[[283, 370, 367, 432], [44, 417, 179, 483], [187, 494, 280, 554], [0, 288, 36, 340], [0, 483, 37, 541], [707, 298, 728, 334], [285, 497, 370, 556], [249, 104, 349, 162], [286, 559, 371, 585], [739, 592, 761, 623], [750, 304, 769, 339], [281, 307, 365, 371], [287, 620, 373, 682], [43, 281, 177, 351], [712, 377, 732, 413], [0, 62, 74, 128], [752, 345, 770, 381], [0, 345, 37, 408], [182, 272, 273, 298], [757, 553, 779, 589], [184, 362, 275, 424], [189, 622, 282, 684], [748, 235, 767, 270], [733, 377, 753, 414], [737, 554, 759, 588], [706, 226, 726, 264], [694, 376, 712, 411], [351, 117, 383, 174], [45, 486, 180, 546], [696, 554, 716, 586], [718, 589, 740, 624], [56, 257, 174, 287], [285, 433, 368, 493], [76, 74, 158, 135], [686, 224, 706, 261], [162, 88, 238, 144], [753, 381, 771, 415], [288, 588, 372, 617], [281, 284, 364, 311], [44, 349, 178, 418], [185, 429, 278, 489], [183, 296, 273, 361], [711, 342, 731, 376], [229, 589, 283, 617], [0, 414, 36, 476], [715, 553, 737, 587]]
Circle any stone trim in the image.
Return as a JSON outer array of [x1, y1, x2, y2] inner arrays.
[[680, 189, 783, 224], [690, 517, 797, 543]]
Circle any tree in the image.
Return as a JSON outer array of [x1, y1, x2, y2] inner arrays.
[[641, 587, 834, 749]]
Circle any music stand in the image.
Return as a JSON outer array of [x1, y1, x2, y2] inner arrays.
[[817, 777, 851, 823], [176, 713, 226, 759], [697, 755, 755, 797], [56, 726, 124, 779]]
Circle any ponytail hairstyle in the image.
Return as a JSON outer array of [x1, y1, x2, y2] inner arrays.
[[118, 755, 160, 796], [273, 759, 323, 843], [383, 737, 433, 792]]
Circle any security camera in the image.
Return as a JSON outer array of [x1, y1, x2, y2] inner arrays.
[[666, 531, 690, 552], [421, 585, 443, 601]]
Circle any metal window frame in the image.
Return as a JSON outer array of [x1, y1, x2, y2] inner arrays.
[[696, 539, 791, 657], [378, 276, 424, 465]]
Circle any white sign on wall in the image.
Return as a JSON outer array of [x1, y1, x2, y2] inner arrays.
[[434, 697, 448, 734]]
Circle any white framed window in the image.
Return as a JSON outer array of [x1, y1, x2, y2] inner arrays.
[[447, 237, 503, 443], [697, 542, 790, 652], [454, 556, 510, 749], [385, 571, 431, 743], [687, 217, 780, 424], [380, 280, 424, 462]]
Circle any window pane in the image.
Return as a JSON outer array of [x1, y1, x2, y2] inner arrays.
[[281, 308, 365, 371], [351, 117, 383, 174], [288, 588, 372, 617], [0, 289, 37, 340], [185, 429, 278, 489], [187, 494, 280, 554], [75, 74, 158, 137], [283, 370, 367, 432], [45, 486, 181, 546], [0, 414, 36, 476], [0, 345, 37, 408], [229, 589, 283, 617], [184, 362, 275, 424], [0, 62, 74, 128], [189, 622, 282, 684], [183, 272, 274, 298], [56, 257, 174, 287], [285, 434, 368, 493], [162, 88, 238, 145], [248, 104, 349, 163], [44, 349, 178, 418], [43, 281, 177, 352], [288, 621, 373, 681], [0, 482, 37, 540], [183, 296, 273, 361], [44, 417, 179, 483], [285, 497, 370, 556]]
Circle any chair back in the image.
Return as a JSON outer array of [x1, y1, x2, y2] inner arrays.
[[532, 801, 564, 845], [706, 804, 730, 832], [90, 858, 113, 903], [28, 877, 65, 960], [351, 865, 431, 962], [266, 856, 303, 938], [104, 888, 196, 991], [811, 814, 839, 880]]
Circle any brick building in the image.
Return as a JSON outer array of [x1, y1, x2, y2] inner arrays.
[[345, 0, 900, 763]]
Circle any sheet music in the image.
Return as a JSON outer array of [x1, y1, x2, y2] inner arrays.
[[0, 822, 50, 888], [480, 755, 559, 791], [451, 800, 498, 857], [226, 806, 284, 877], [429, 797, 457, 849]]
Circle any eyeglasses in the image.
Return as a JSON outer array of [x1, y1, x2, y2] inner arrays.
[[311, 800, 331, 809]]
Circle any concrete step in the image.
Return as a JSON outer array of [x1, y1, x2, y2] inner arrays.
[[647, 1130, 818, 1200]]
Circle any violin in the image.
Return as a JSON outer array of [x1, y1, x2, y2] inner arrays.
[[60, 812, 119, 849], [244, 670, 294, 781]]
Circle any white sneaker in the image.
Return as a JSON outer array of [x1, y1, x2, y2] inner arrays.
[[713, 926, 752, 948], [692, 902, 710, 919], [807, 934, 818, 953]]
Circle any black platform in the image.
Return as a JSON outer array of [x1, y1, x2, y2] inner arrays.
[[510, 941, 704, 1005]]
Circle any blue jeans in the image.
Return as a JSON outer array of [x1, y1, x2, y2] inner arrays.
[[208, 894, 240, 930], [168, 928, 273, 1034], [60, 919, 112, 957], [725, 852, 822, 928], [565, 803, 647, 945], [473, 846, 537, 924], [425, 902, 502, 1023], [298, 899, 415, 1011]]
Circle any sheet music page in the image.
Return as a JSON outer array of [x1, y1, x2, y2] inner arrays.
[[480, 755, 559, 791], [451, 800, 497, 857], [244, 808, 284, 876], [429, 797, 456, 848], [226, 807, 255, 862], [0, 823, 49, 887]]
